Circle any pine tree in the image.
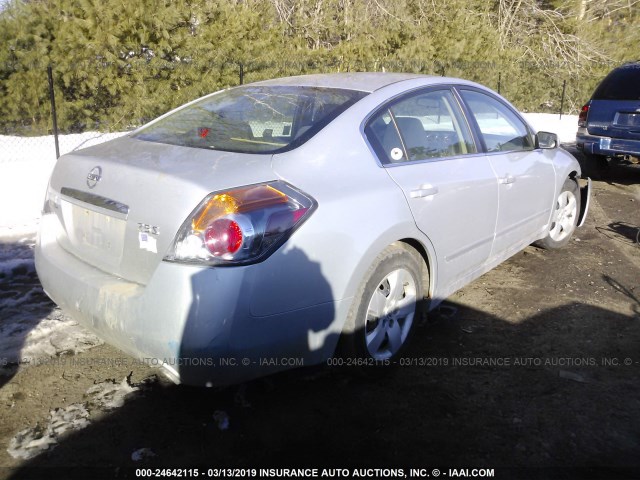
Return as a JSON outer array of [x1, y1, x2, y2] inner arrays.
[[0, 0, 636, 134]]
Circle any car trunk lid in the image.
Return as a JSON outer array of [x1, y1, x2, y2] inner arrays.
[[47, 135, 275, 284]]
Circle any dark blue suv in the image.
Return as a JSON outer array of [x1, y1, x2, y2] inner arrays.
[[576, 62, 640, 176]]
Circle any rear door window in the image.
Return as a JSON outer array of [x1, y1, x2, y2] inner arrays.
[[365, 89, 477, 164]]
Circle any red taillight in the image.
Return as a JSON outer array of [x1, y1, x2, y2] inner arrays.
[[166, 181, 316, 266], [204, 219, 243, 256], [578, 104, 589, 127]]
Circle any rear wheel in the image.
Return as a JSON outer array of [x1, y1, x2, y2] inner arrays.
[[340, 244, 425, 361], [536, 178, 580, 249]]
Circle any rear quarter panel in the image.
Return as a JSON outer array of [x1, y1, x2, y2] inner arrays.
[[265, 87, 440, 317]]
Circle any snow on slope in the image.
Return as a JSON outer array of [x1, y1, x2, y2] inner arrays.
[[523, 113, 578, 144], [0, 131, 127, 234]]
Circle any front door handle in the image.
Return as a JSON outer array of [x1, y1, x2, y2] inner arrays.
[[410, 185, 439, 198], [499, 175, 516, 185]]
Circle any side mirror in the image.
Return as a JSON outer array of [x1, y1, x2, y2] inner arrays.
[[536, 131, 558, 149]]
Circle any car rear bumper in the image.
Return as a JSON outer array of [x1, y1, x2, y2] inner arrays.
[[35, 214, 347, 386], [577, 130, 640, 157]]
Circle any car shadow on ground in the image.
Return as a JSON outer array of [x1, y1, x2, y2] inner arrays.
[[597, 221, 640, 247], [8, 294, 640, 479], [598, 163, 640, 186], [0, 238, 55, 389]]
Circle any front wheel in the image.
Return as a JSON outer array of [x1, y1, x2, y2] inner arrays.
[[536, 178, 580, 250], [339, 244, 426, 361]]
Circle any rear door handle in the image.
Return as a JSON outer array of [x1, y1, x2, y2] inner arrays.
[[410, 185, 439, 198], [499, 175, 516, 185]]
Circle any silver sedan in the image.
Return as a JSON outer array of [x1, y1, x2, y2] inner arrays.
[[35, 73, 590, 385]]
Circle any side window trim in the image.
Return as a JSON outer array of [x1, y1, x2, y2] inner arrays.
[[449, 87, 484, 156], [363, 85, 480, 166], [454, 86, 535, 154], [387, 110, 409, 162], [361, 107, 406, 165], [451, 87, 487, 153]]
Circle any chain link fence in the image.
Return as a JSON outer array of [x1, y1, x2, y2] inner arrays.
[[0, 58, 607, 163]]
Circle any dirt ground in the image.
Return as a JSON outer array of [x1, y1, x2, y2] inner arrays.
[[1, 148, 639, 480]]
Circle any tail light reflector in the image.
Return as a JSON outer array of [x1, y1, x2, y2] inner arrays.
[[204, 219, 244, 256], [165, 181, 315, 266], [578, 103, 589, 127]]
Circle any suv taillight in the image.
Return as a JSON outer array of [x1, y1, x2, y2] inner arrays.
[[165, 181, 316, 266], [578, 103, 589, 127]]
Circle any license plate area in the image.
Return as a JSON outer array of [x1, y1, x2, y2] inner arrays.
[[60, 199, 127, 266]]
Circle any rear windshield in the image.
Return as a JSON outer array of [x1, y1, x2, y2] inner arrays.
[[132, 86, 368, 154], [592, 65, 640, 100]]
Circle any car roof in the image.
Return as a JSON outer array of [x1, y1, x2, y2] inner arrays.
[[250, 72, 435, 92]]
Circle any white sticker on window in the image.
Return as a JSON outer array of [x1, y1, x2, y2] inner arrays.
[[390, 147, 403, 161]]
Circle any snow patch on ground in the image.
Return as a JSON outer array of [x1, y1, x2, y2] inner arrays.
[[0, 234, 103, 371], [85, 377, 140, 411], [132, 447, 157, 462], [0, 309, 104, 369], [21, 312, 104, 362], [7, 375, 146, 460], [0, 257, 35, 276], [7, 403, 90, 460]]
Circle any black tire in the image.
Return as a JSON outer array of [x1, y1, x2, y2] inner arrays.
[[339, 244, 426, 362], [536, 178, 580, 250]]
